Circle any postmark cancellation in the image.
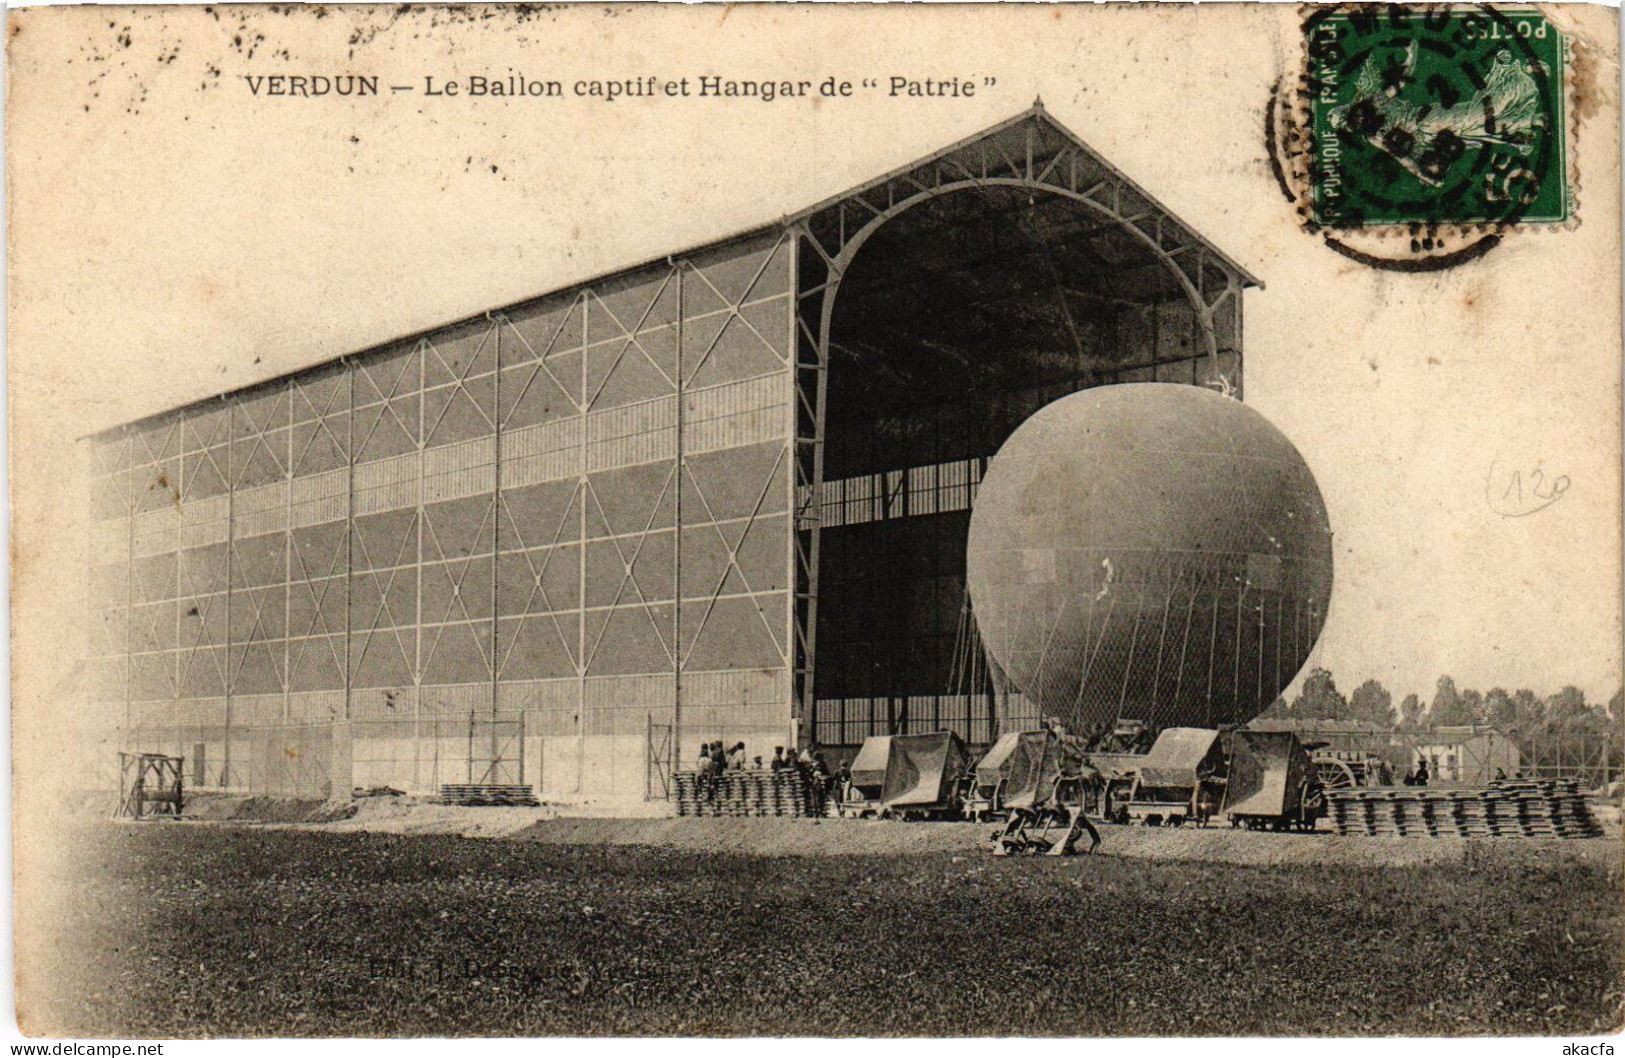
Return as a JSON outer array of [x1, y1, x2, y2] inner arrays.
[[1271, 5, 1577, 269]]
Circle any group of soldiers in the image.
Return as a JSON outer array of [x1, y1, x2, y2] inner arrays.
[[692, 740, 834, 801]]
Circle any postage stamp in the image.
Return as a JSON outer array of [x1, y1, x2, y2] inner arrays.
[[1270, 5, 1575, 269]]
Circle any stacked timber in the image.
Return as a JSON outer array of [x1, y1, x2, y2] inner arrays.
[[674, 770, 828, 818], [1497, 778, 1606, 839], [438, 783, 541, 807], [1325, 780, 1603, 839]]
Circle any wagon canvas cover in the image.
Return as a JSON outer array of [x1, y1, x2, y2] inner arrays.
[[880, 731, 967, 808], [1223, 730, 1311, 819], [975, 731, 1029, 787], [1087, 751, 1146, 783], [1138, 727, 1222, 790], [1001, 731, 1062, 810], [849, 736, 893, 795]]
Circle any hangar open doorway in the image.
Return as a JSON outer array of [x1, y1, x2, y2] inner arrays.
[[789, 105, 1258, 752]]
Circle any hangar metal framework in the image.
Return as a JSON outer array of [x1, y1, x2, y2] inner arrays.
[[84, 104, 1258, 801]]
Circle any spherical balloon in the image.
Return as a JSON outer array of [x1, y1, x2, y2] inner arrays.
[[966, 384, 1333, 734]]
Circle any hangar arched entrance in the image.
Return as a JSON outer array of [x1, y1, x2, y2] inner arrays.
[[787, 107, 1257, 752]]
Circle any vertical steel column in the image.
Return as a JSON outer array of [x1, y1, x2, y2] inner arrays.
[[673, 261, 684, 780], [172, 418, 183, 765], [415, 340, 426, 791], [797, 233, 834, 742], [222, 400, 235, 788], [490, 319, 503, 776], [1232, 282, 1246, 399], [124, 432, 135, 738], [782, 236, 799, 749], [577, 292, 589, 796], [344, 360, 354, 725], [284, 379, 294, 726]]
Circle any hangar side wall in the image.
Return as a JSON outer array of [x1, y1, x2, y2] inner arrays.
[[85, 230, 797, 800]]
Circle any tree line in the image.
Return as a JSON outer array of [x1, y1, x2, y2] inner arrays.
[[1261, 669, 1624, 762]]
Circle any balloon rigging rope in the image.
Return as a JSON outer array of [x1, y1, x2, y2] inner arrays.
[[1030, 588, 1074, 710]]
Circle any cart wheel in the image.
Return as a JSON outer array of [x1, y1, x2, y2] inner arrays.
[[1314, 759, 1359, 790]]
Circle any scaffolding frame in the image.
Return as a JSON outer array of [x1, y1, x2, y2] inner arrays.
[[115, 751, 184, 819]]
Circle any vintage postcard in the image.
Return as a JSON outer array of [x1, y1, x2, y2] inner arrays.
[[7, 1, 1621, 1043]]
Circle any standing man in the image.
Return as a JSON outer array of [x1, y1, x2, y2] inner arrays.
[[696, 743, 716, 801]]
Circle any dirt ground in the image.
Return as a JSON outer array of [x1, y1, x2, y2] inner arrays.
[[164, 792, 1622, 870]]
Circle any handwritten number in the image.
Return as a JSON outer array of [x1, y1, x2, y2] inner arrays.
[[1488, 455, 1570, 518]]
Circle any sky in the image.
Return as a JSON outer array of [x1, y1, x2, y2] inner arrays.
[[9, 3, 1621, 742]]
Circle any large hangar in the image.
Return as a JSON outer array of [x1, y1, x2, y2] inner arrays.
[[84, 104, 1260, 802]]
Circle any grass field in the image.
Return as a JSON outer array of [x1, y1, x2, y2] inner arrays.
[[25, 822, 1624, 1037]]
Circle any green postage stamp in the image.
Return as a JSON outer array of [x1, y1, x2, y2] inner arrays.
[[1305, 7, 1568, 229]]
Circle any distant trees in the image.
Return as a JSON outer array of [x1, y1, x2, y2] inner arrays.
[[1461, 689, 1484, 725], [1431, 676, 1476, 726], [1348, 678, 1395, 727], [1265, 672, 1622, 779], [1547, 686, 1591, 724], [1288, 667, 1348, 720], [1531, 686, 1610, 746], [1265, 674, 1622, 776], [1483, 687, 1517, 729], [1512, 688, 1543, 729]]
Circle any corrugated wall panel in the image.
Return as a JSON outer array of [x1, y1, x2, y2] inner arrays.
[[86, 431, 134, 731], [99, 230, 798, 799]]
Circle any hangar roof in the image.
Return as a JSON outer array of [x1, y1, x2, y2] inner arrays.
[[91, 102, 1258, 441], [789, 101, 1261, 287]]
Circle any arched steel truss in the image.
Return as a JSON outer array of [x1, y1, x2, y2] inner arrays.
[[787, 143, 1253, 730]]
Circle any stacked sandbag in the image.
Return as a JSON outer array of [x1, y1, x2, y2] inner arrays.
[[1495, 778, 1606, 839], [1326, 779, 1603, 839], [673, 770, 827, 817], [438, 784, 541, 807]]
